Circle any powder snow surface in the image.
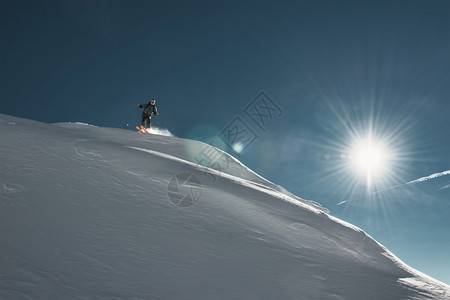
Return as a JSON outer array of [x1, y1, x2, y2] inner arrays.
[[1, 114, 449, 299]]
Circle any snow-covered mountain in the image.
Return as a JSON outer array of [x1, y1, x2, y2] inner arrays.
[[1, 114, 449, 300]]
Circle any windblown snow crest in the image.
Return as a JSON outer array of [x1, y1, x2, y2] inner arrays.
[[145, 127, 173, 136], [1, 114, 449, 300]]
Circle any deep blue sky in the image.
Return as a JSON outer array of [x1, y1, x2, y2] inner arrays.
[[1, 0, 449, 284]]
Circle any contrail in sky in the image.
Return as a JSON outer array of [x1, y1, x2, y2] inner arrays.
[[374, 170, 450, 194], [407, 170, 450, 184], [438, 184, 450, 191]]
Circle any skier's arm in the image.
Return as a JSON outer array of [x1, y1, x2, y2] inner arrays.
[[153, 106, 159, 116]]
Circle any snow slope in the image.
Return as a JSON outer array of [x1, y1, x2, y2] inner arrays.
[[1, 114, 449, 300]]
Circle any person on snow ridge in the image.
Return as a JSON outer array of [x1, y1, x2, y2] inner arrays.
[[137, 99, 159, 129]]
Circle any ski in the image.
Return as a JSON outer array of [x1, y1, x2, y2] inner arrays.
[[140, 125, 151, 134], [136, 126, 145, 133]]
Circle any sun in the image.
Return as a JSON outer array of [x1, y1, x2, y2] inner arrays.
[[305, 93, 414, 205], [354, 142, 385, 172], [351, 139, 389, 187]]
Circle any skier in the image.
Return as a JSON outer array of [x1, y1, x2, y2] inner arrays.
[[137, 99, 159, 129]]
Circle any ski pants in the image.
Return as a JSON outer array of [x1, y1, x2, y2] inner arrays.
[[141, 114, 152, 128]]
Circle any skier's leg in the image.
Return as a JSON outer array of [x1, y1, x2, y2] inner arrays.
[[147, 116, 152, 129], [141, 114, 146, 126]]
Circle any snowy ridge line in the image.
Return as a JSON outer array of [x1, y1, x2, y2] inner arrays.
[[52, 121, 99, 127], [328, 212, 450, 292], [399, 277, 450, 298], [72, 122, 98, 127], [195, 140, 269, 183], [177, 139, 327, 213], [127, 146, 325, 214]]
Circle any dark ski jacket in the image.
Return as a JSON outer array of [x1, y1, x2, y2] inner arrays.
[[139, 103, 159, 116]]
